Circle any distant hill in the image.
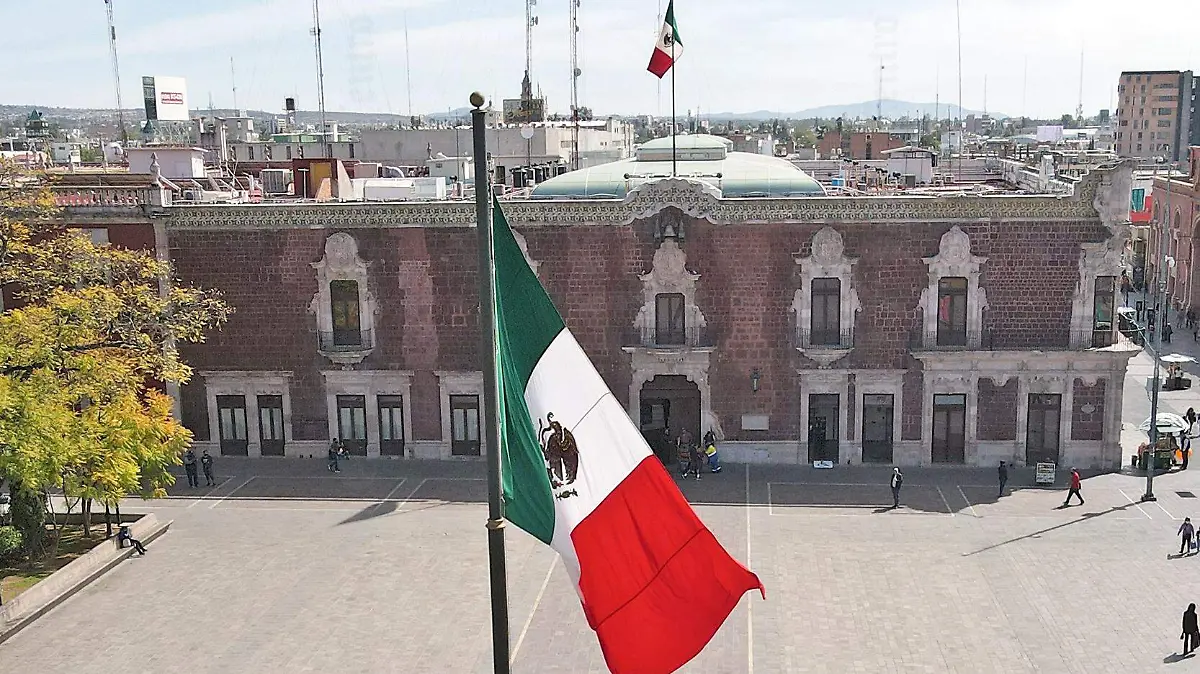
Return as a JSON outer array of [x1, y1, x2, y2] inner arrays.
[[707, 99, 1005, 121], [0, 99, 1006, 128]]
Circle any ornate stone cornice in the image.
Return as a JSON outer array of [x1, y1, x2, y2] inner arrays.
[[165, 164, 1128, 231]]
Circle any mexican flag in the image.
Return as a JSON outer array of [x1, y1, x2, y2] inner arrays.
[[492, 199, 763, 674], [647, 0, 683, 78]]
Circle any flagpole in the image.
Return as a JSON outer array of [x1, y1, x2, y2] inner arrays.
[[470, 91, 512, 674], [670, 38, 677, 177]]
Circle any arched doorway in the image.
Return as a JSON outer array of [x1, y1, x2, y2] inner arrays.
[[639, 375, 701, 464]]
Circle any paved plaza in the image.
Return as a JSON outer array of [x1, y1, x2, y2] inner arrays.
[[3, 456, 1200, 673], [9, 307, 1200, 672]]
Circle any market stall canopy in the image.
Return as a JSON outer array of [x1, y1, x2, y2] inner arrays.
[[1160, 354, 1197, 364], [1139, 413, 1190, 434]]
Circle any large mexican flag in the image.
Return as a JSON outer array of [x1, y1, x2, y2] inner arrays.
[[492, 199, 763, 674]]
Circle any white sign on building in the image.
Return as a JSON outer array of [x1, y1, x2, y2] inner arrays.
[[142, 76, 190, 122]]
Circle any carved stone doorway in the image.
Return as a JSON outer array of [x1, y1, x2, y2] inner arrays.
[[639, 375, 700, 465]]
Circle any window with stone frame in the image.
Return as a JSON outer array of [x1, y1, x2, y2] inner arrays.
[[655, 293, 686, 345], [330, 280, 362, 346], [810, 278, 842, 346], [936, 277, 969, 346]]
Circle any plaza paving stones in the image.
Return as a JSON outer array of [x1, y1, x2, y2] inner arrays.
[[4, 459, 1200, 673]]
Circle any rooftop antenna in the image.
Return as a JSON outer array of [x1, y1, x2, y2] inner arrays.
[[230, 57, 239, 112], [404, 13, 414, 120], [570, 0, 581, 171], [525, 0, 537, 95], [955, 0, 963, 179], [310, 0, 328, 157], [934, 64, 940, 127], [103, 0, 128, 144], [983, 74, 987, 116], [1076, 46, 1085, 124], [1021, 56, 1028, 121], [877, 60, 885, 127]]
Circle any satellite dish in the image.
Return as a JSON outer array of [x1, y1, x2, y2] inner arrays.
[[520, 126, 535, 140]]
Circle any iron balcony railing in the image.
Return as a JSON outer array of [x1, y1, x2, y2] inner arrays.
[[908, 327, 992, 351], [622, 325, 716, 349], [317, 330, 375, 352], [794, 327, 855, 349], [908, 326, 1138, 352]]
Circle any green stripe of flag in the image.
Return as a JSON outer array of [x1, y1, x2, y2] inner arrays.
[[666, 0, 682, 45], [493, 198, 562, 543]]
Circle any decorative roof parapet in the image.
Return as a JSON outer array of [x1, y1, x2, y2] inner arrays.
[[165, 163, 1131, 231]]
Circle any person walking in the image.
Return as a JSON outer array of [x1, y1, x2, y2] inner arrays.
[[998, 461, 1009, 497], [1180, 518, 1196, 555], [327, 439, 342, 473], [702, 430, 722, 473], [1184, 604, 1199, 656], [1063, 467, 1084, 506], [890, 467, 903, 508], [200, 450, 215, 487], [1165, 321, 1174, 344], [183, 449, 199, 488]]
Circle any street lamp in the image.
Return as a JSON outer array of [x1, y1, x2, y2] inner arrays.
[[1143, 158, 1176, 502]]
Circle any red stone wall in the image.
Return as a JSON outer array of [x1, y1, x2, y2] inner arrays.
[[168, 214, 1111, 446], [1071, 378, 1106, 441], [977, 379, 1018, 441]]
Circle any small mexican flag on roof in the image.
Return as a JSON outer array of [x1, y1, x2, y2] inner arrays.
[[492, 198, 763, 674], [647, 0, 683, 78]]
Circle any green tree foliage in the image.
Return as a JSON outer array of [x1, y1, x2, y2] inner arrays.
[[0, 160, 230, 550]]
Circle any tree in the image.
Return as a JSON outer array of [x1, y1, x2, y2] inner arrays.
[[0, 160, 230, 555]]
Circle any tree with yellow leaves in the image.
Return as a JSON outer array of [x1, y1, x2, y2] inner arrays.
[[0, 160, 229, 557]]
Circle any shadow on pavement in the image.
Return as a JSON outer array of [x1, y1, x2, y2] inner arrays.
[[962, 500, 1146, 557], [150, 459, 1109, 518], [1164, 652, 1195, 664]]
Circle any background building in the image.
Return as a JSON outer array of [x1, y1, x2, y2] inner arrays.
[[1115, 70, 1197, 164]]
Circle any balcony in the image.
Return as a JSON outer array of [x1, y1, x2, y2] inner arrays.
[[621, 326, 715, 350], [317, 330, 375, 366], [794, 327, 854, 367], [908, 326, 1140, 353]]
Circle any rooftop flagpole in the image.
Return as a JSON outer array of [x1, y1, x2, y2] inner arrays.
[[470, 91, 512, 674], [670, 14, 677, 177]]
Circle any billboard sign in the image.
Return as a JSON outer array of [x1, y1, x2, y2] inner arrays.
[[142, 76, 190, 122]]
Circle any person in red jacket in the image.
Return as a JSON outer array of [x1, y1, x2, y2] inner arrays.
[[1063, 468, 1084, 506]]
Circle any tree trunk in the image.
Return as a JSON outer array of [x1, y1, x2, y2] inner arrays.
[[82, 498, 92, 538]]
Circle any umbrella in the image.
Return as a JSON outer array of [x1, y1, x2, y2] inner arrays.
[[1160, 353, 1197, 364], [1139, 413, 1190, 435]]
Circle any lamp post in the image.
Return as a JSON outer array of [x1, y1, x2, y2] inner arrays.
[[1144, 158, 1174, 502]]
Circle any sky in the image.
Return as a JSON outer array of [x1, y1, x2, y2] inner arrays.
[[3, 0, 1198, 119]]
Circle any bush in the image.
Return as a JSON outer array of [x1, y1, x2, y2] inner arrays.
[[0, 525, 21, 561]]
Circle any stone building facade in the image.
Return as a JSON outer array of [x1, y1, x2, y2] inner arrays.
[[160, 164, 1137, 468]]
